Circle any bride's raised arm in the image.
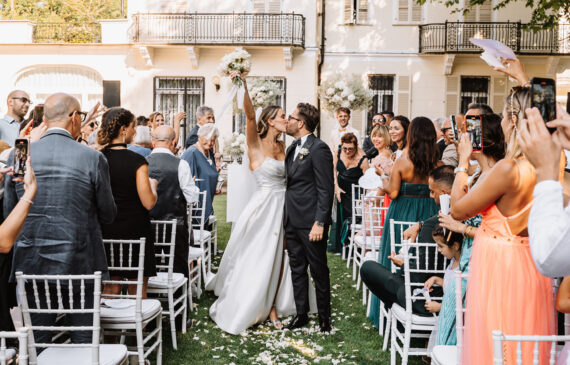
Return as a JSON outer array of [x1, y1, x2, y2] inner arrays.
[[232, 72, 260, 153]]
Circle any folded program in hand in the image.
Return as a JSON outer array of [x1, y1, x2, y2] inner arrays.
[[469, 38, 516, 69]]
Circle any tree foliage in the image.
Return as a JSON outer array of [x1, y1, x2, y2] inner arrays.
[[0, 0, 125, 22]]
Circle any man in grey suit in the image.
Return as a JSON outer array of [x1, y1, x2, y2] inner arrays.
[[3, 93, 116, 344]]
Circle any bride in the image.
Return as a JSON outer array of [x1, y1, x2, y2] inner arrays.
[[207, 72, 315, 334]]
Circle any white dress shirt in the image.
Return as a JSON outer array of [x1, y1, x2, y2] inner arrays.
[[293, 134, 310, 160], [150, 147, 200, 204], [329, 124, 360, 151], [528, 180, 570, 277]]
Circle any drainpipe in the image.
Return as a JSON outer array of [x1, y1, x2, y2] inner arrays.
[[316, 0, 326, 138]]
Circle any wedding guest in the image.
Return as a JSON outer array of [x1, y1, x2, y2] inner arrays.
[[369, 125, 393, 176], [452, 87, 555, 364], [0, 90, 31, 146], [329, 107, 360, 152], [98, 108, 158, 298], [79, 119, 98, 146], [439, 118, 457, 166], [4, 93, 116, 345], [149, 112, 165, 130], [363, 114, 385, 158], [185, 106, 215, 149], [136, 115, 149, 126], [182, 124, 220, 221], [128, 126, 153, 157], [330, 133, 369, 253], [433, 117, 446, 157], [388, 115, 410, 156], [383, 111, 394, 124], [367, 117, 440, 328]]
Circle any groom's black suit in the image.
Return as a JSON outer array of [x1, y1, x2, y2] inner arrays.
[[284, 133, 334, 319]]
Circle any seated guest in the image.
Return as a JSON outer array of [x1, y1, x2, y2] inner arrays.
[[148, 125, 200, 279], [185, 106, 215, 149], [363, 114, 386, 158], [182, 124, 220, 221], [4, 93, 116, 345], [128, 126, 153, 157], [98, 108, 158, 298], [360, 165, 455, 318]]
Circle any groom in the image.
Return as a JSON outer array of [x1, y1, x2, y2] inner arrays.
[[284, 103, 334, 333]]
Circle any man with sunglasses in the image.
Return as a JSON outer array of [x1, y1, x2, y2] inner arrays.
[[0, 90, 31, 146]]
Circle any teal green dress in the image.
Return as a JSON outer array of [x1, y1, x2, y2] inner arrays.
[[368, 182, 438, 328]]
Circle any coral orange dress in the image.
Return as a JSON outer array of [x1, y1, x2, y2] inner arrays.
[[462, 203, 556, 364]]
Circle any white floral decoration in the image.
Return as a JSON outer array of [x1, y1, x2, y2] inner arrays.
[[217, 47, 252, 86], [299, 147, 310, 160], [247, 78, 283, 110], [318, 74, 373, 115], [223, 132, 247, 157]]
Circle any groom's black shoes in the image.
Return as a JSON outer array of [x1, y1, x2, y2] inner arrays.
[[319, 317, 331, 333], [286, 314, 309, 330]]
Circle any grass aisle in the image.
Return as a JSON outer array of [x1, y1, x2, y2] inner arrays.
[[163, 195, 422, 364]]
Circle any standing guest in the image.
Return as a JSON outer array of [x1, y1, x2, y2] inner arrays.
[[329, 107, 360, 153], [136, 115, 149, 126], [0, 90, 31, 146], [78, 119, 98, 146], [330, 133, 369, 253], [363, 114, 386, 158], [149, 112, 165, 130], [182, 124, 221, 221], [4, 93, 116, 345], [440, 118, 458, 166], [369, 125, 393, 177], [433, 117, 446, 156], [452, 87, 555, 364], [388, 115, 410, 156], [98, 108, 158, 298], [148, 125, 200, 280], [185, 106, 215, 149], [368, 117, 440, 328], [128, 126, 153, 157], [382, 111, 394, 124]]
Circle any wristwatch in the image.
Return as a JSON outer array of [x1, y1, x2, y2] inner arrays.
[[454, 166, 467, 174], [315, 221, 324, 227]]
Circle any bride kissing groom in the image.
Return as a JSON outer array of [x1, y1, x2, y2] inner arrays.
[[207, 72, 334, 335]]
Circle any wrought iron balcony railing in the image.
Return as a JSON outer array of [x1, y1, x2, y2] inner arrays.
[[131, 12, 305, 47], [33, 22, 102, 43], [419, 22, 570, 55]]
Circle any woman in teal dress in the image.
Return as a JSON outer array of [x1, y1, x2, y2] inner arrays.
[[368, 117, 440, 327]]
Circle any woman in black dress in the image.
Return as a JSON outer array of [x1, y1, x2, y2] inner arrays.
[[98, 107, 158, 298], [329, 133, 369, 253]]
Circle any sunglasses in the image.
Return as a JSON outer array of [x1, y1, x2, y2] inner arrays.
[[372, 118, 384, 123], [69, 110, 88, 123], [12, 97, 32, 105]]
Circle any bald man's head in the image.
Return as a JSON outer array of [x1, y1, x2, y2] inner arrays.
[[152, 125, 176, 142], [43, 93, 80, 124], [6, 90, 31, 121]]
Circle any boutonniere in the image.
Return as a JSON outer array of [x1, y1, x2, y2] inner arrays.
[[299, 148, 310, 160]]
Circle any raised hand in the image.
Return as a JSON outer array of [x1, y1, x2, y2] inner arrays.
[[494, 58, 530, 86]]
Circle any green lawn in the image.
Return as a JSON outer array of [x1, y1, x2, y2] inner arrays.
[[162, 194, 422, 364]]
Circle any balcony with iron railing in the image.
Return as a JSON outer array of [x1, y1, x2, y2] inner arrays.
[[130, 12, 305, 47], [419, 22, 570, 55]]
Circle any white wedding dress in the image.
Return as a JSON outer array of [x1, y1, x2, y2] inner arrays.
[[207, 157, 316, 335]]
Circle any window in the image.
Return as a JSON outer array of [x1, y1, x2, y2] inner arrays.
[[233, 77, 286, 134], [460, 77, 489, 114], [462, 0, 492, 21], [252, 0, 281, 12], [154, 77, 204, 143], [367, 75, 394, 130], [344, 0, 369, 24], [393, 0, 423, 24]]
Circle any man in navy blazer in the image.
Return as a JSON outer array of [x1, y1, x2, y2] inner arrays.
[[4, 93, 116, 344]]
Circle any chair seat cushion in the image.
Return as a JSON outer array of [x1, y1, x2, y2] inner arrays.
[[38, 344, 128, 365], [391, 304, 437, 326], [431, 345, 458, 365], [148, 272, 186, 289], [101, 299, 161, 323], [193, 229, 211, 241], [354, 235, 381, 249]]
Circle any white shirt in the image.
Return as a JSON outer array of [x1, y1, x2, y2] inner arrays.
[[528, 180, 570, 277], [293, 134, 310, 160], [329, 124, 360, 152], [150, 147, 200, 204]]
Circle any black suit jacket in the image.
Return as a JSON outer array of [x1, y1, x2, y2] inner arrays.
[[437, 139, 447, 159], [284, 134, 334, 229]]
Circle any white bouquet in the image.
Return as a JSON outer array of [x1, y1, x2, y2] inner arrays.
[[318, 74, 373, 115], [223, 132, 247, 158], [217, 47, 252, 87], [248, 78, 283, 110]]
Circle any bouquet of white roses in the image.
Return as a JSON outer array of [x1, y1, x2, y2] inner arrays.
[[318, 74, 373, 115], [217, 47, 252, 87], [223, 132, 247, 158], [248, 78, 283, 109]]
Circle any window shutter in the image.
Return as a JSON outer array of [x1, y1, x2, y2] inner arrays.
[[397, 0, 409, 22], [479, 0, 492, 21], [253, 0, 266, 12], [357, 0, 369, 24], [267, 0, 281, 13], [463, 6, 477, 22], [411, 2, 422, 22], [396, 75, 411, 116], [344, 0, 355, 23], [492, 76, 508, 114], [445, 76, 460, 116]]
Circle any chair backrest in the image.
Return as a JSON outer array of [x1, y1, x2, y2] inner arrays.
[[0, 328, 28, 365], [16, 272, 102, 365], [401, 241, 448, 316], [102, 238, 146, 311], [362, 195, 387, 256], [189, 191, 207, 232], [492, 330, 570, 365], [389, 219, 417, 274], [351, 184, 366, 225], [454, 269, 468, 364], [151, 219, 177, 279]]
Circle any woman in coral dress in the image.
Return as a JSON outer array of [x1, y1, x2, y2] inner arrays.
[[450, 87, 555, 364]]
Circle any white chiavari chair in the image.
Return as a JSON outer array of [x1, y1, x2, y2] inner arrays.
[[100, 238, 162, 365], [390, 241, 448, 365], [188, 191, 213, 284], [492, 331, 570, 365], [346, 184, 366, 270], [16, 271, 128, 365], [0, 328, 28, 365], [209, 215, 219, 255], [147, 219, 187, 350]]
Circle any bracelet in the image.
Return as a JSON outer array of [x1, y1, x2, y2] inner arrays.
[[20, 198, 33, 205]]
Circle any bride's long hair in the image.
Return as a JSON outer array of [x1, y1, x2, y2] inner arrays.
[[257, 105, 282, 139]]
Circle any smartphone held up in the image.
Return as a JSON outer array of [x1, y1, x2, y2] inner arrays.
[[530, 77, 556, 134], [13, 139, 29, 178], [465, 115, 482, 152]]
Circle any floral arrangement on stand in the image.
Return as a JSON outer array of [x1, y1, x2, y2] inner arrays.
[[223, 132, 247, 163], [318, 74, 373, 115], [248, 78, 283, 109], [217, 47, 252, 86]]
